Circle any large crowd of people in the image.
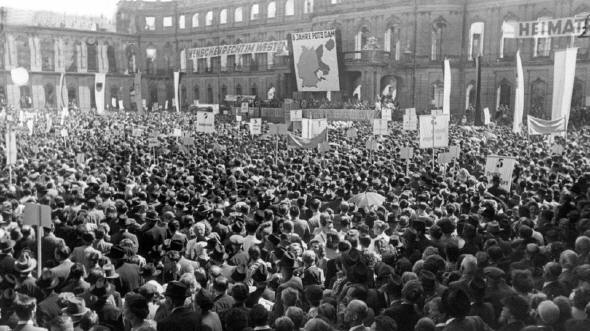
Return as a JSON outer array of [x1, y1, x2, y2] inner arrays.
[[0, 105, 588, 331]]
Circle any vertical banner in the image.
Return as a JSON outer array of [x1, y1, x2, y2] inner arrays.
[[513, 50, 524, 133], [95, 73, 106, 115], [5, 131, 16, 165], [443, 58, 451, 115], [474, 55, 483, 126], [135, 72, 143, 112], [174, 71, 181, 112], [551, 48, 577, 130]]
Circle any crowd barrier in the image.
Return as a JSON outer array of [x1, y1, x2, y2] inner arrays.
[[231, 107, 376, 122]]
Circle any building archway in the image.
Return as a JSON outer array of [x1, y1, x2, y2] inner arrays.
[[496, 79, 512, 109]]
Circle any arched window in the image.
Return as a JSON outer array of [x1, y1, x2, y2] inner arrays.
[[15, 36, 31, 70], [221, 85, 228, 100], [267, 2, 276, 18], [497, 79, 512, 109], [44, 83, 56, 108], [530, 78, 547, 118], [354, 26, 369, 59], [469, 22, 485, 60], [125, 44, 137, 73], [87, 41, 98, 72], [534, 17, 551, 57], [432, 81, 444, 108], [193, 85, 200, 103], [251, 4, 260, 20], [235, 7, 243, 22], [220, 9, 228, 24], [285, 0, 294, 16], [207, 85, 214, 103], [65, 40, 78, 72], [500, 19, 518, 59], [145, 46, 157, 74], [107, 45, 117, 73], [431, 17, 447, 61], [384, 26, 401, 61], [192, 13, 199, 27], [236, 84, 242, 95], [206, 11, 213, 26], [41, 39, 55, 71]]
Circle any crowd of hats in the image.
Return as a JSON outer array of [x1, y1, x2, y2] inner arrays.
[[0, 109, 588, 331]]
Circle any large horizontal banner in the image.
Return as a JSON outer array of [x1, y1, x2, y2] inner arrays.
[[189, 41, 288, 59], [291, 30, 340, 92], [503, 16, 589, 39]]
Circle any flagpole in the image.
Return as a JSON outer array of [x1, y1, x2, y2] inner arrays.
[[432, 115, 436, 170]]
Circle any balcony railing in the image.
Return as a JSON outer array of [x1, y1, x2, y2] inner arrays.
[[343, 50, 391, 66]]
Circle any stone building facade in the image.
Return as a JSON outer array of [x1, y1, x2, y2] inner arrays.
[[1, 0, 590, 117]]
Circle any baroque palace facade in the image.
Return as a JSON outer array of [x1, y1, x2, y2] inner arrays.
[[1, 0, 590, 116]]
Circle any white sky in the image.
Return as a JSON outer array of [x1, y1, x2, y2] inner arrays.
[[3, 0, 120, 18]]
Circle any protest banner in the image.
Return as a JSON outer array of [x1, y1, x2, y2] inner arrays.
[[196, 111, 215, 133], [438, 152, 454, 164], [291, 30, 339, 92], [484, 155, 517, 191], [269, 123, 289, 136], [301, 118, 327, 139], [373, 119, 389, 136], [189, 40, 288, 59], [419, 114, 450, 149], [250, 118, 262, 135]]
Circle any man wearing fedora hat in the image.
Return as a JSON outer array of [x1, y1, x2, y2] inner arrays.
[[157, 281, 202, 331], [271, 251, 303, 321], [35, 269, 61, 326], [61, 297, 90, 330], [108, 245, 141, 296], [0, 238, 16, 277], [14, 252, 43, 302], [12, 293, 47, 331]]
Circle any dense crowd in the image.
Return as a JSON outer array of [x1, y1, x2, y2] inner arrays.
[[0, 107, 589, 331]]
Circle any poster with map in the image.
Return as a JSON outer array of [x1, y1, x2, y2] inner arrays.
[[291, 30, 340, 92]]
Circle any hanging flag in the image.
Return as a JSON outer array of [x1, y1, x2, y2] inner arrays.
[[443, 58, 451, 115], [551, 48, 577, 132], [527, 115, 566, 135], [513, 50, 524, 133], [174, 71, 181, 112], [95, 73, 106, 115], [288, 128, 328, 149], [5, 131, 16, 165], [474, 55, 483, 126]]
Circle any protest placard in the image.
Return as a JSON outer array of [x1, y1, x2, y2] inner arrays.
[[290, 109, 303, 122], [419, 114, 450, 149], [484, 156, 517, 191], [381, 108, 392, 121], [241, 102, 249, 113], [373, 119, 389, 136], [196, 111, 215, 133], [400, 147, 413, 160], [250, 118, 262, 135]]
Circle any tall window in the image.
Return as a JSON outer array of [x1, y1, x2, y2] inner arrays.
[[530, 78, 547, 118], [87, 41, 98, 72], [207, 85, 214, 103], [469, 22, 485, 60], [206, 11, 213, 26], [163, 16, 173, 27], [145, 17, 156, 30], [285, 0, 294, 16], [41, 39, 55, 71], [236, 84, 242, 95], [304, 0, 314, 14], [235, 7, 243, 22], [44, 83, 56, 108], [146, 47, 157, 74], [534, 17, 551, 57], [220, 9, 227, 24], [178, 15, 185, 29], [107, 45, 117, 73], [267, 2, 276, 18], [192, 13, 199, 27], [431, 19, 446, 61], [251, 4, 260, 20], [15, 37, 31, 70], [500, 20, 517, 59], [193, 85, 200, 103], [432, 81, 443, 108], [384, 26, 401, 61]]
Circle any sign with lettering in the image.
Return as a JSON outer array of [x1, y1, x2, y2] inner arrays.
[[484, 156, 517, 191], [503, 16, 589, 39], [189, 40, 288, 59], [196, 111, 215, 133], [419, 114, 450, 149], [250, 118, 262, 135], [290, 109, 303, 122], [373, 119, 389, 136], [241, 102, 249, 113], [403, 114, 418, 131]]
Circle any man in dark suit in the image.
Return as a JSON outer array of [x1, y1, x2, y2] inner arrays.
[[108, 245, 141, 296], [157, 281, 202, 331], [0, 238, 16, 277], [40, 224, 65, 268], [12, 293, 48, 331], [542, 262, 569, 300]]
